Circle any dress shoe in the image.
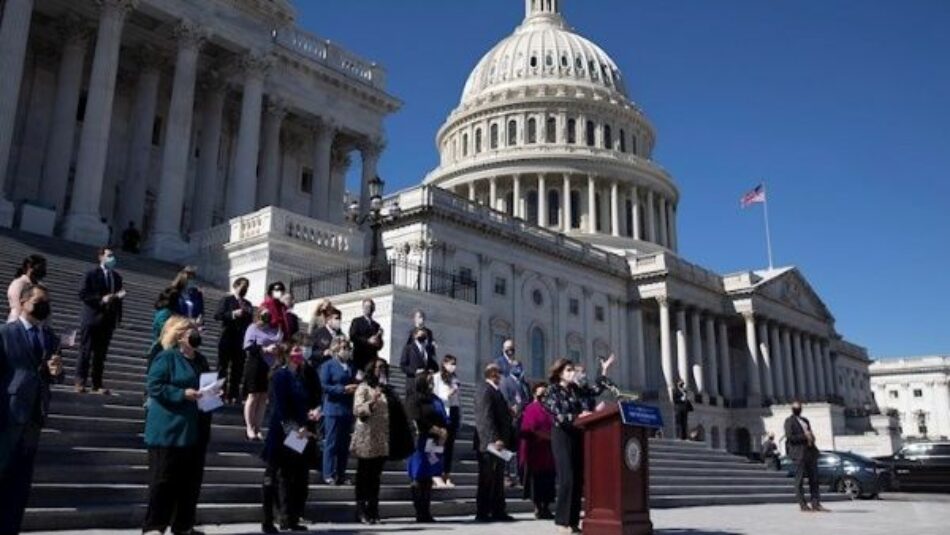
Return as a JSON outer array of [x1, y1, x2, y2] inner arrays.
[[799, 504, 813, 512], [812, 504, 831, 513], [474, 515, 493, 523], [494, 514, 516, 522], [260, 524, 278, 534], [279, 523, 308, 532]]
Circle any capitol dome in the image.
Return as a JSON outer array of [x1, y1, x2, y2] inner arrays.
[[426, 0, 680, 255]]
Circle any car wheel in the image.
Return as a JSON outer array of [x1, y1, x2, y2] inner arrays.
[[837, 477, 862, 499]]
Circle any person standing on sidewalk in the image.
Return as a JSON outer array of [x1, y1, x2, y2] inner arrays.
[[784, 401, 830, 513]]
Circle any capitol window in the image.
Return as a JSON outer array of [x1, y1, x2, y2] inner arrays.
[[300, 167, 313, 194], [530, 55, 538, 68], [494, 277, 507, 296], [619, 129, 627, 152], [532, 289, 544, 306], [547, 190, 560, 226], [561, 54, 568, 67], [913, 389, 923, 398], [459, 267, 474, 285], [604, 125, 612, 149], [527, 118, 537, 144], [490, 124, 499, 149], [631, 134, 638, 155], [508, 120, 518, 145], [546, 54, 554, 67], [462, 133, 469, 156], [475, 128, 483, 153], [569, 298, 580, 316], [595, 306, 605, 322], [567, 118, 577, 144], [546, 117, 557, 143], [889, 390, 899, 399], [585, 121, 595, 146]]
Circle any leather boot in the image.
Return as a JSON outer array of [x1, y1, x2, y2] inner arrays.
[[261, 483, 278, 533]]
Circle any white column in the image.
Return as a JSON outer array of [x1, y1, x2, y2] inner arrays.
[[562, 173, 571, 232], [812, 338, 826, 399], [646, 189, 656, 242], [225, 53, 268, 218], [586, 174, 596, 233], [359, 141, 382, 217], [537, 174, 546, 226], [658, 297, 674, 398], [658, 196, 669, 247], [489, 176, 498, 211], [769, 324, 786, 401], [191, 78, 226, 231], [782, 328, 796, 400], [256, 100, 285, 210], [743, 312, 762, 397], [610, 180, 620, 237], [512, 174, 521, 218], [704, 314, 719, 398], [823, 342, 836, 397], [62, 0, 137, 245], [0, 0, 36, 216], [467, 182, 475, 202], [328, 148, 351, 225], [633, 304, 647, 392], [40, 19, 92, 216], [631, 186, 641, 240], [308, 121, 334, 219], [115, 47, 162, 231], [717, 319, 733, 400], [689, 309, 703, 393], [803, 335, 817, 400], [669, 204, 678, 251], [145, 22, 205, 260], [675, 307, 689, 387], [792, 332, 806, 400]]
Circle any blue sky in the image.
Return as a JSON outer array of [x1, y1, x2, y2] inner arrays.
[[296, 0, 950, 359]]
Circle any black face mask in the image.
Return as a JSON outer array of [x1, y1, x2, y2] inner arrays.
[[504, 348, 514, 356], [237, 286, 248, 297], [417, 336, 428, 343], [31, 268, 47, 281], [188, 332, 202, 349], [31, 300, 51, 321], [792, 407, 802, 417]]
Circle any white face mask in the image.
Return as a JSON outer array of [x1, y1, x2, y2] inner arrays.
[[574, 372, 587, 384], [272, 290, 284, 300], [444, 364, 457, 373], [339, 349, 353, 361], [379, 375, 388, 386]]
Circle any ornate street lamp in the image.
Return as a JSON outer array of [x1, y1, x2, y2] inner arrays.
[[346, 175, 401, 286]]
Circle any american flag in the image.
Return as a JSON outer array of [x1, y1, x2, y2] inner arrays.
[[740, 184, 766, 208]]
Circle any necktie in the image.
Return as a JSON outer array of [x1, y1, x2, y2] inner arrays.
[[28, 326, 44, 361]]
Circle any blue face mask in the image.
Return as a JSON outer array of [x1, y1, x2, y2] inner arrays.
[[512, 365, 524, 379], [103, 256, 117, 269], [302, 347, 313, 361]]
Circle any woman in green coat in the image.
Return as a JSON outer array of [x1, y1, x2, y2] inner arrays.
[[142, 316, 208, 535]]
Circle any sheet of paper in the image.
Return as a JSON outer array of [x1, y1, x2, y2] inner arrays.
[[197, 373, 225, 413], [487, 444, 515, 462], [283, 431, 309, 454], [425, 439, 444, 454]]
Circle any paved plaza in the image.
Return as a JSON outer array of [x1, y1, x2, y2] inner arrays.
[[28, 494, 950, 535]]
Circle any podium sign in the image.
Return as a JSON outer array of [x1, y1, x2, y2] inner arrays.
[[576, 402, 658, 535]]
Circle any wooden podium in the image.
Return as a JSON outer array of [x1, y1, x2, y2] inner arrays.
[[576, 401, 662, 535]]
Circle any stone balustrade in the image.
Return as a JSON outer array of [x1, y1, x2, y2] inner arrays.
[[273, 26, 386, 89]]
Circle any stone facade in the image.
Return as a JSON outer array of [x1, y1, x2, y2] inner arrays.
[[870, 356, 950, 440]]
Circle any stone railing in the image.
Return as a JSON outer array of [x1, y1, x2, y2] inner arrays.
[[389, 186, 629, 275], [273, 26, 386, 89], [190, 206, 363, 255]]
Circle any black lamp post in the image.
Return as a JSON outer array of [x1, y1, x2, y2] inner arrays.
[[347, 175, 401, 286]]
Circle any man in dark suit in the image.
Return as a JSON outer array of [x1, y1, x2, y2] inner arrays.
[[348, 298, 383, 373], [213, 277, 253, 403], [474, 363, 515, 522], [0, 283, 63, 533], [76, 248, 124, 394], [312, 307, 343, 366], [784, 401, 829, 512], [494, 339, 516, 377], [404, 309, 436, 351], [672, 379, 693, 440]]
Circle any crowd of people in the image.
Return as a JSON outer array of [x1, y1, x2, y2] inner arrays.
[[0, 249, 830, 535]]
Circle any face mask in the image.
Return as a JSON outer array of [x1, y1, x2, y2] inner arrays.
[[237, 286, 248, 297], [103, 256, 117, 269], [574, 372, 587, 384], [302, 347, 313, 361], [186, 280, 197, 289], [504, 348, 515, 357], [416, 335, 428, 343], [329, 319, 341, 330], [444, 364, 457, 373], [512, 366, 524, 378], [339, 349, 353, 361], [30, 300, 51, 321], [31, 267, 46, 281], [260, 312, 272, 325], [187, 332, 202, 349], [415, 318, 425, 327], [792, 407, 803, 417], [379, 375, 389, 386], [289, 353, 305, 367], [271, 290, 284, 300]]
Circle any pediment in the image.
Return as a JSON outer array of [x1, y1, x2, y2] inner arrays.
[[756, 269, 834, 322]]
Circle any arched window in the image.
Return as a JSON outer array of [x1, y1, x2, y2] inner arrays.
[[546, 117, 557, 143], [567, 118, 576, 144], [604, 125, 612, 149], [462, 133, 469, 156], [585, 120, 595, 146], [619, 129, 627, 152], [508, 120, 518, 146], [594, 193, 603, 231], [526, 190, 539, 222], [527, 118, 537, 144], [531, 326, 546, 378], [570, 190, 581, 228], [475, 128, 482, 153], [547, 189, 560, 227], [490, 123, 499, 150]]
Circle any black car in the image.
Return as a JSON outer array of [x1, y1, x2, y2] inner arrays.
[[780, 450, 888, 499], [876, 442, 950, 492]]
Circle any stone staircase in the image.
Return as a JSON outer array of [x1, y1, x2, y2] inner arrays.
[[0, 230, 833, 532]]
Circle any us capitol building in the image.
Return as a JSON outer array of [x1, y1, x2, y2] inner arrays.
[[0, 0, 891, 454]]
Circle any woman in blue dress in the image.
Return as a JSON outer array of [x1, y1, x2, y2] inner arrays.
[[406, 372, 449, 523]]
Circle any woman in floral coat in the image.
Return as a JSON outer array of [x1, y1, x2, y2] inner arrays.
[[350, 358, 390, 524]]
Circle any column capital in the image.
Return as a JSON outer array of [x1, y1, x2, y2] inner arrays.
[[359, 137, 385, 158], [265, 97, 288, 120], [655, 295, 670, 307], [131, 44, 167, 73], [238, 50, 272, 80], [316, 116, 338, 135], [172, 20, 209, 51], [741, 310, 756, 322], [199, 70, 227, 93], [56, 15, 94, 48], [330, 146, 352, 170], [97, 0, 138, 19]]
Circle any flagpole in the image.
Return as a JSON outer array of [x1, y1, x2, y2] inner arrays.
[[762, 182, 774, 270]]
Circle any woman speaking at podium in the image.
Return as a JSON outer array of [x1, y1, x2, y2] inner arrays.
[[541, 356, 614, 534]]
